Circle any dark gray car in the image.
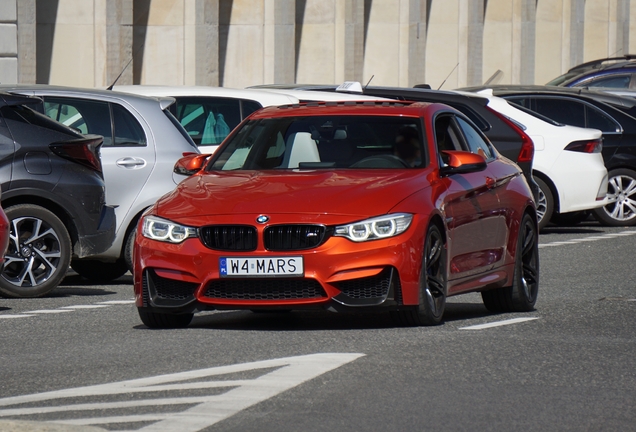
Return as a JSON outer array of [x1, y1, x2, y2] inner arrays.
[[0, 92, 115, 297]]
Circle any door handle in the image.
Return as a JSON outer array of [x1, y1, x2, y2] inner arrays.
[[116, 157, 146, 168]]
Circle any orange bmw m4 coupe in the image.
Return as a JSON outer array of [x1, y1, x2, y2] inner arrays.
[[133, 101, 539, 328]]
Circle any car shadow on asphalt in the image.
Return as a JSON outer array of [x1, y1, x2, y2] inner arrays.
[[176, 301, 494, 331], [42, 273, 133, 298]]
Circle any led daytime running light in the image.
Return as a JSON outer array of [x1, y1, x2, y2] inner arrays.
[[142, 216, 197, 244], [335, 213, 413, 242]]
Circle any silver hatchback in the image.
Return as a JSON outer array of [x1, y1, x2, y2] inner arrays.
[[0, 85, 199, 281]]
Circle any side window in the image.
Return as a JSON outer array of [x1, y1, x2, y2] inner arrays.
[[173, 97, 241, 147], [112, 104, 146, 146], [585, 106, 621, 133], [241, 100, 263, 119], [581, 75, 631, 89], [456, 117, 495, 161], [534, 98, 586, 128], [434, 114, 465, 167], [41, 97, 112, 145], [505, 97, 531, 109]]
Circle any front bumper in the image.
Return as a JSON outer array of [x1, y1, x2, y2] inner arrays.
[[133, 219, 427, 313]]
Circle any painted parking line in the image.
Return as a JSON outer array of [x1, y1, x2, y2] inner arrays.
[[539, 229, 636, 249], [23, 310, 74, 314], [459, 317, 539, 330], [0, 353, 365, 432], [97, 300, 135, 305], [60, 305, 111, 310]]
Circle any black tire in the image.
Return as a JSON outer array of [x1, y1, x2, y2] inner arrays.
[[0, 204, 71, 298], [535, 177, 554, 231], [392, 224, 447, 326], [482, 213, 539, 313], [593, 168, 636, 226], [71, 259, 128, 282], [123, 227, 136, 272], [138, 308, 193, 329]]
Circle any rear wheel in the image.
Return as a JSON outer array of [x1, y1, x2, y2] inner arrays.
[[71, 259, 128, 282], [535, 177, 553, 231], [482, 213, 539, 313], [0, 205, 71, 298], [392, 224, 446, 326], [138, 308, 193, 329], [593, 168, 636, 226]]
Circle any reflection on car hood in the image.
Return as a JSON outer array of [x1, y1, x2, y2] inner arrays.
[[157, 170, 429, 220]]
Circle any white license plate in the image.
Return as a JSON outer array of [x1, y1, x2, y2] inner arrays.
[[219, 257, 304, 277]]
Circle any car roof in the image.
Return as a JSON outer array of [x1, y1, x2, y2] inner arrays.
[[0, 84, 176, 110], [457, 84, 636, 110], [250, 100, 445, 119], [249, 88, 393, 102], [113, 85, 299, 106]]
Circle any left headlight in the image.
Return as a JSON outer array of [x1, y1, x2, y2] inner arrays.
[[334, 213, 413, 242], [142, 215, 197, 244]]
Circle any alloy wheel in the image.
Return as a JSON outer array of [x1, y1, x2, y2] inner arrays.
[[602, 174, 636, 223]]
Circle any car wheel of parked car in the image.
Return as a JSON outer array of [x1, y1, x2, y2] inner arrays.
[[123, 228, 136, 272], [138, 308, 193, 329], [392, 224, 446, 326], [482, 213, 539, 312], [593, 168, 636, 226], [0, 204, 71, 298], [71, 259, 128, 282], [535, 177, 553, 230]]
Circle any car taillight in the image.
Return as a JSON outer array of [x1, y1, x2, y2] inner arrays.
[[49, 136, 104, 172], [564, 139, 603, 153], [486, 107, 534, 163]]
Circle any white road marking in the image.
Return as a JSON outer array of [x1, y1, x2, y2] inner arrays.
[[459, 317, 539, 330], [24, 310, 73, 314], [60, 305, 110, 310], [539, 229, 636, 249], [97, 300, 135, 305], [0, 353, 365, 431]]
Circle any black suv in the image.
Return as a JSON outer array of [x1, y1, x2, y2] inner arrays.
[[0, 93, 116, 297], [460, 85, 636, 227]]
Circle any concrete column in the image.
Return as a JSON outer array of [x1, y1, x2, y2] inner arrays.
[[193, 0, 219, 86], [264, 0, 295, 84], [16, 0, 36, 84], [0, 0, 19, 84], [104, 0, 133, 87], [343, 0, 364, 82], [519, 0, 536, 84], [570, 0, 585, 66], [466, 0, 484, 86], [403, 0, 426, 87]]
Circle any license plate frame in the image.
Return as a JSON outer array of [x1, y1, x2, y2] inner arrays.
[[219, 256, 304, 277]]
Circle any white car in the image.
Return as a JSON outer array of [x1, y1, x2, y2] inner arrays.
[[114, 86, 300, 153], [469, 90, 608, 229]]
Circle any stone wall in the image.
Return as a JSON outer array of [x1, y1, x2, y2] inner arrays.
[[5, 0, 636, 89]]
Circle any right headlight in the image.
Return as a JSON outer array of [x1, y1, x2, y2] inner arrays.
[[334, 213, 413, 242], [142, 215, 197, 244]]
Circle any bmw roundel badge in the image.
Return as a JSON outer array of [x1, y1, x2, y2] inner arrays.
[[256, 215, 270, 224]]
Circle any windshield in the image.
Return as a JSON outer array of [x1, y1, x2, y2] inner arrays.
[[208, 115, 426, 171]]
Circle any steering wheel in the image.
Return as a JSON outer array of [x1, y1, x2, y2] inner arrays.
[[351, 154, 410, 168]]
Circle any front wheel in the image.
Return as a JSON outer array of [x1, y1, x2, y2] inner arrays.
[[138, 308, 193, 329], [392, 224, 447, 326], [482, 213, 539, 312], [593, 168, 636, 226], [0, 205, 71, 298]]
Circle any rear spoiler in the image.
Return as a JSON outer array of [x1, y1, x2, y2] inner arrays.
[[0, 92, 42, 106]]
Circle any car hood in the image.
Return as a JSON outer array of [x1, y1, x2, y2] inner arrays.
[[157, 170, 430, 220]]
